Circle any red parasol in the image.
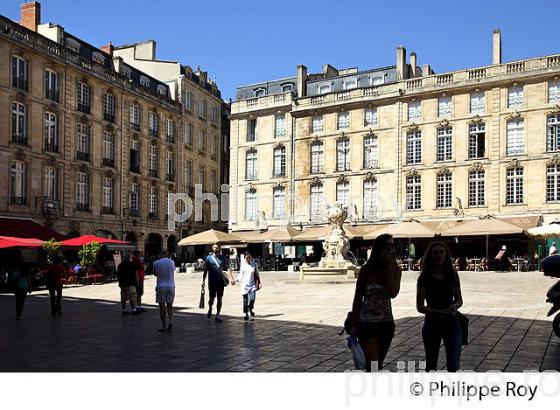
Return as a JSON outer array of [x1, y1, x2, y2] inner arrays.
[[60, 235, 129, 247], [0, 236, 45, 249]]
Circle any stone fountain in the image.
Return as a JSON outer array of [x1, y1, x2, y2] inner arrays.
[[300, 203, 359, 279]]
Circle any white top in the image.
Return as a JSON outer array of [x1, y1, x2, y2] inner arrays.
[[236, 260, 258, 295], [154, 258, 176, 288], [550, 245, 558, 256]]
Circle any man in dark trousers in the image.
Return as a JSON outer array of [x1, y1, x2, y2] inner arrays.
[[202, 243, 229, 322], [118, 253, 141, 315], [45, 256, 65, 316]]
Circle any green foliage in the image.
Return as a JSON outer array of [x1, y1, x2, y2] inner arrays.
[[43, 238, 61, 265], [78, 241, 101, 268]]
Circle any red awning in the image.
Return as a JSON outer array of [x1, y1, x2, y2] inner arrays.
[[0, 218, 66, 241], [60, 235, 129, 247], [0, 236, 44, 249]]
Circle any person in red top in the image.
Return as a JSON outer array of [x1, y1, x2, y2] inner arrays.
[[46, 256, 65, 316], [132, 250, 147, 312]]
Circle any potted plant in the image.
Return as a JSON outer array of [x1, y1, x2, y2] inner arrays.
[[43, 238, 61, 265], [78, 241, 101, 278]]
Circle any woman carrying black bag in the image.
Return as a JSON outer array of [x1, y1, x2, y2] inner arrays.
[[416, 241, 464, 372]]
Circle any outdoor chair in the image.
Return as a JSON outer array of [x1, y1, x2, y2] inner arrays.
[[481, 257, 488, 271], [453, 258, 460, 272], [466, 258, 475, 271], [414, 258, 422, 271]]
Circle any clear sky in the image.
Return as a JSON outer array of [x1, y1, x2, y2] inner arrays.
[[3, 0, 560, 100]]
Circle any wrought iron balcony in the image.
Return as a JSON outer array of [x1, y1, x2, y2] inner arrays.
[[11, 134, 27, 146], [45, 89, 59, 102], [44, 139, 58, 153], [130, 163, 140, 174], [12, 77, 27, 91], [102, 158, 114, 168], [77, 103, 90, 114], [148, 169, 159, 178], [10, 196, 27, 205], [77, 151, 90, 161], [150, 128, 159, 138], [128, 209, 140, 218], [104, 112, 115, 123], [75, 203, 90, 211], [130, 123, 140, 132], [102, 206, 113, 215]]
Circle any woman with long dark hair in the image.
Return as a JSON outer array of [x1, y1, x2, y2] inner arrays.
[[416, 241, 463, 372], [350, 233, 402, 371]]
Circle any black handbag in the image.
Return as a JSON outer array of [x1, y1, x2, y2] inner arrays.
[[199, 284, 205, 309], [457, 312, 469, 345]]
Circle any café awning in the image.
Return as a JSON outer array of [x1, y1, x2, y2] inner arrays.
[[60, 235, 129, 247], [231, 230, 265, 244], [0, 218, 66, 241], [363, 221, 436, 239], [178, 229, 245, 246], [293, 224, 367, 242], [259, 226, 302, 243], [526, 224, 560, 238], [440, 217, 523, 237], [0, 236, 44, 249]]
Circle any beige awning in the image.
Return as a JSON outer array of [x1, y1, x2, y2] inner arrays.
[[293, 224, 365, 242], [419, 219, 467, 235], [498, 215, 541, 231], [178, 229, 245, 246], [440, 217, 523, 237], [363, 221, 436, 239], [527, 224, 560, 238], [259, 226, 302, 243], [229, 230, 264, 244]]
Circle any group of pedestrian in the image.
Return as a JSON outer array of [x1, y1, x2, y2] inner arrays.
[[117, 250, 146, 315], [351, 234, 464, 372]]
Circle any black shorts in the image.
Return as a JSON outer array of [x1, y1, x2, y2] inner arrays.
[[357, 320, 395, 340], [209, 284, 224, 299], [136, 282, 144, 297]]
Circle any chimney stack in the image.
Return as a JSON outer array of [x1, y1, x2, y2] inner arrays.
[[493, 29, 502, 65], [396, 46, 407, 80], [410, 52, 418, 77], [422, 64, 433, 76], [101, 42, 114, 56], [297, 64, 308, 97], [20, 1, 41, 32]]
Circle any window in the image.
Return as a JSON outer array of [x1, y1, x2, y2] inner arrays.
[[103, 93, 115, 122], [468, 123, 486, 159], [184, 123, 193, 146], [184, 91, 192, 111], [318, 83, 331, 94], [198, 165, 206, 190], [12, 55, 27, 90], [273, 187, 286, 219], [547, 114, 560, 152], [336, 181, 350, 209], [406, 175, 421, 210], [102, 132, 114, 166], [436, 172, 453, 208], [363, 179, 378, 220], [130, 104, 140, 130], [470, 91, 485, 114], [337, 112, 350, 130], [11, 102, 26, 144], [281, 84, 293, 93], [312, 115, 324, 134], [363, 135, 378, 169], [436, 127, 453, 162], [506, 119, 524, 156], [273, 146, 286, 177], [197, 98, 207, 118], [129, 140, 140, 173], [184, 161, 192, 190], [310, 142, 324, 174], [370, 76, 384, 86], [469, 170, 485, 207], [77, 123, 90, 161], [139, 76, 150, 88], [148, 186, 158, 216], [254, 88, 266, 98], [44, 112, 57, 152], [148, 145, 158, 178], [44, 166, 57, 200], [547, 164, 560, 202], [129, 183, 139, 215], [10, 160, 26, 204], [198, 129, 206, 152], [45, 69, 58, 101], [549, 81, 560, 104], [310, 183, 324, 221], [210, 105, 218, 124], [408, 101, 421, 122], [166, 119, 174, 143], [245, 149, 258, 180], [102, 178, 113, 213], [245, 189, 257, 220], [76, 172, 89, 209], [438, 96, 452, 118], [506, 166, 524, 204], [210, 169, 217, 193], [364, 108, 377, 127], [336, 138, 350, 171], [166, 151, 174, 181], [247, 119, 257, 142], [508, 86, 523, 109], [149, 111, 158, 137], [77, 82, 90, 113], [343, 78, 357, 90], [406, 130, 422, 165], [210, 134, 217, 158], [275, 114, 286, 137]]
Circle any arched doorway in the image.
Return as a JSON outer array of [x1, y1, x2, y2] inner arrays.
[[167, 235, 177, 255], [94, 230, 117, 239], [125, 232, 137, 245], [68, 230, 80, 238], [145, 233, 162, 260]]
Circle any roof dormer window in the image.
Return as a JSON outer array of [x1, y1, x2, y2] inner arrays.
[[343, 78, 357, 90], [157, 85, 167, 96], [254, 88, 266, 97], [92, 52, 105, 65], [140, 76, 150, 88], [318, 83, 331, 94], [370, 76, 384, 86], [65, 37, 81, 53], [281, 83, 294, 93]]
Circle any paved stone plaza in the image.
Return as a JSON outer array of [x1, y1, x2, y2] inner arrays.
[[1, 270, 560, 372]]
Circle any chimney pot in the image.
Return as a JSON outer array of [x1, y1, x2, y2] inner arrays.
[[493, 29, 502, 65], [396, 46, 407, 80], [20, 1, 41, 32]]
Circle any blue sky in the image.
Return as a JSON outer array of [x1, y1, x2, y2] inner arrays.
[[3, 0, 560, 100]]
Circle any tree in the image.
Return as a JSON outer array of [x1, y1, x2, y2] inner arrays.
[[78, 242, 101, 271], [43, 239, 61, 265]]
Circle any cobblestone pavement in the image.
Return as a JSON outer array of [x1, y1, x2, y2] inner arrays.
[[1, 270, 560, 372]]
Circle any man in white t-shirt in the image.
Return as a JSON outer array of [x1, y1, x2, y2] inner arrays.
[[550, 242, 558, 256], [154, 251, 176, 332]]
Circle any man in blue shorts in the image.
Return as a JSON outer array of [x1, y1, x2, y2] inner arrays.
[[202, 243, 229, 322]]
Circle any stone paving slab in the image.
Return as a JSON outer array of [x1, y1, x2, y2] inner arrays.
[[0, 270, 559, 372]]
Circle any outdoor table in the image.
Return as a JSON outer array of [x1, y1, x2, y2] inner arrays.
[[513, 257, 525, 272], [471, 257, 481, 272], [405, 257, 414, 271]]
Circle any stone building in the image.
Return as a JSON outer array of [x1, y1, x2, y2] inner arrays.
[[229, 30, 560, 236], [0, 2, 227, 257]]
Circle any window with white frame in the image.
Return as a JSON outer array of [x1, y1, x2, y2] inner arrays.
[[468, 123, 486, 159], [312, 115, 324, 134], [408, 101, 421, 122], [148, 186, 158, 215], [12, 55, 26, 90], [508, 86, 523, 109], [363, 134, 378, 169], [468, 170, 485, 207], [281, 84, 293, 93], [44, 112, 57, 150], [336, 181, 350, 209], [337, 112, 350, 130], [184, 91, 192, 111], [547, 164, 560, 202], [310, 183, 324, 221], [166, 151, 174, 180], [406, 175, 421, 210], [184, 122, 192, 146], [273, 146, 286, 177], [275, 114, 286, 137], [44, 69, 58, 101], [103, 93, 115, 118], [102, 178, 113, 211], [436, 172, 453, 208], [77, 123, 89, 155], [549, 81, 560, 103], [103, 132, 114, 162], [148, 145, 158, 173], [506, 119, 524, 156], [470, 91, 485, 114], [370, 76, 384, 86], [406, 130, 422, 164], [310, 142, 324, 174], [139, 76, 150, 88], [254, 88, 266, 98], [245, 149, 258, 180], [76, 172, 88, 207], [10, 160, 25, 203], [166, 119, 174, 142], [198, 129, 206, 152], [247, 119, 257, 142], [273, 187, 286, 219], [149, 111, 158, 135], [198, 165, 206, 190], [77, 82, 90, 111], [318, 83, 331, 94], [364, 108, 377, 127], [547, 114, 560, 152], [336, 138, 351, 171], [11, 102, 26, 142], [129, 183, 139, 213], [130, 104, 140, 127], [506, 166, 524, 204], [130, 140, 140, 172], [438, 96, 452, 118], [343, 78, 357, 90], [197, 98, 207, 118], [363, 179, 378, 220], [436, 127, 453, 162], [184, 160, 192, 190], [44, 166, 57, 200], [245, 189, 257, 220]]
